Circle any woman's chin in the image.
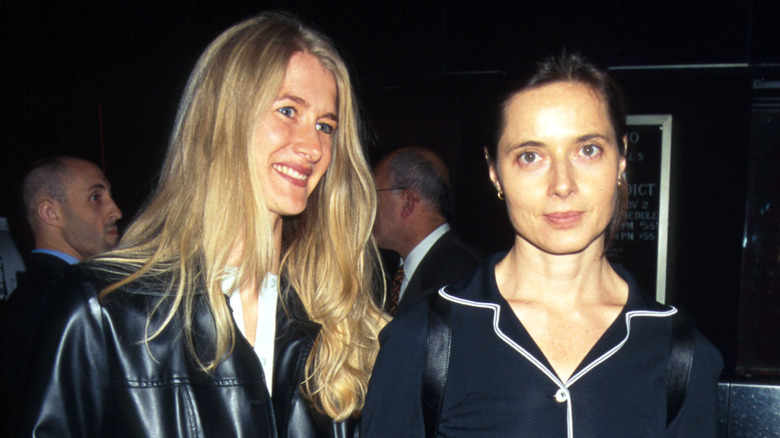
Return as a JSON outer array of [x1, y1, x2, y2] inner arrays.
[[521, 233, 606, 257]]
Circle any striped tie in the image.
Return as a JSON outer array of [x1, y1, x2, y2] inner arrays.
[[388, 265, 404, 316]]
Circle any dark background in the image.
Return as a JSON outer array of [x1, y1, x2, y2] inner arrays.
[[3, 0, 779, 380]]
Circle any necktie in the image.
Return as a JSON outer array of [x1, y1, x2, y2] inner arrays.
[[388, 265, 404, 316]]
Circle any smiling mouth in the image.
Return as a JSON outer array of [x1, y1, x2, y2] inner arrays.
[[272, 164, 309, 182]]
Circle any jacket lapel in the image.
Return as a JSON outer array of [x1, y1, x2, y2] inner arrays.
[[271, 285, 321, 435]]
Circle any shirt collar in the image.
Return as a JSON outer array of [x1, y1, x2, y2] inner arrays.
[[32, 248, 79, 265], [451, 252, 669, 314], [399, 223, 450, 294]]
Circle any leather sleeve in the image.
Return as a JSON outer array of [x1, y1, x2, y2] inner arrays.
[[22, 275, 109, 437]]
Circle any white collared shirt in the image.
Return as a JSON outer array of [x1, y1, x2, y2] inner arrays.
[[398, 223, 450, 302], [222, 270, 279, 395]]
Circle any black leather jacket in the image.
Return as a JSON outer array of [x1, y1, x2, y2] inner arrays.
[[13, 266, 356, 437]]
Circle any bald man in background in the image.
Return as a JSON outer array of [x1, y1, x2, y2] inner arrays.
[[1, 156, 122, 435], [20, 156, 123, 274], [373, 147, 481, 315]]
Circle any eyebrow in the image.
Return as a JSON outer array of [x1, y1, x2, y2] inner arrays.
[[509, 141, 544, 150], [88, 182, 109, 191], [277, 94, 339, 122], [576, 133, 611, 143], [507, 133, 611, 152]]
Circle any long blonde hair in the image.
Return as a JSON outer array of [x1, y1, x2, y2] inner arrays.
[[92, 12, 386, 420]]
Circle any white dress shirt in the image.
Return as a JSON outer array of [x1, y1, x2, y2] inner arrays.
[[222, 270, 279, 395], [398, 223, 450, 302]]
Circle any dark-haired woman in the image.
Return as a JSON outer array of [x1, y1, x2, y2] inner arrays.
[[361, 53, 722, 437]]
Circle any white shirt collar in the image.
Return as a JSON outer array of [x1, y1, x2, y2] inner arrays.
[[222, 269, 279, 395], [399, 223, 450, 299]]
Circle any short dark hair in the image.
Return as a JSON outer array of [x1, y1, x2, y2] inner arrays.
[[22, 156, 72, 222], [488, 51, 628, 249], [386, 148, 454, 220], [489, 51, 627, 159]]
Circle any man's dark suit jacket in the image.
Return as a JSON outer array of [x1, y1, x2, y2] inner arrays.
[[18, 252, 71, 284], [0, 251, 72, 434], [394, 230, 482, 313], [3, 251, 71, 314]]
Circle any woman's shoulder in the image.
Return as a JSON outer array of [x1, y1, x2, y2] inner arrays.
[[436, 252, 506, 303], [379, 252, 506, 349], [381, 293, 430, 342], [383, 252, 508, 339], [42, 264, 172, 323], [663, 309, 724, 384], [692, 324, 724, 372]]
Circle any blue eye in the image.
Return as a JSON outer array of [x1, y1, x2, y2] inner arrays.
[[316, 123, 335, 134], [277, 107, 295, 118]]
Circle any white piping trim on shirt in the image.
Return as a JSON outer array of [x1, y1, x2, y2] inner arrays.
[[438, 287, 677, 438]]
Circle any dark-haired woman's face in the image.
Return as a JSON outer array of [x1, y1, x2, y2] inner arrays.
[[252, 51, 338, 222], [488, 82, 626, 255]]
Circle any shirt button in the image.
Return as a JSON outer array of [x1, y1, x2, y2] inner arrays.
[[554, 388, 569, 403]]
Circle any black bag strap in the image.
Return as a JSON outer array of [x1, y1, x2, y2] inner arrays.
[[422, 296, 693, 431], [666, 310, 696, 427], [422, 292, 452, 438]]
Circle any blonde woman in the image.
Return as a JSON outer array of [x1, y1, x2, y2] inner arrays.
[[18, 12, 385, 437]]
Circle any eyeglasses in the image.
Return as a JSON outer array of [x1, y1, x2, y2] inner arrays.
[[376, 187, 407, 193]]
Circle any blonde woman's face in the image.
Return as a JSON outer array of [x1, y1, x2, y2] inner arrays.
[[253, 51, 338, 221], [488, 82, 626, 255]]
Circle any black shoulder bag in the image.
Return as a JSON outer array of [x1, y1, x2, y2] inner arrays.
[[666, 310, 696, 427], [422, 293, 452, 438]]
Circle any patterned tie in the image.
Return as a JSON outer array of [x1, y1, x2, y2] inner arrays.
[[388, 265, 404, 316]]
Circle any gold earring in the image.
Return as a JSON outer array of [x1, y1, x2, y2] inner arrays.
[[497, 189, 505, 200]]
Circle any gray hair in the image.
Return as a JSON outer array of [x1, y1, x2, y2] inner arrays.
[[387, 148, 453, 220]]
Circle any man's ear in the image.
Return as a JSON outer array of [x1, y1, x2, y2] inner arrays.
[[37, 199, 63, 227], [399, 189, 417, 219]]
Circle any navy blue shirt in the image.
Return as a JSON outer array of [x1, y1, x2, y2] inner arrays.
[[362, 253, 723, 437]]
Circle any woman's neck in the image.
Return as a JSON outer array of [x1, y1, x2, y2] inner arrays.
[[495, 238, 626, 308]]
